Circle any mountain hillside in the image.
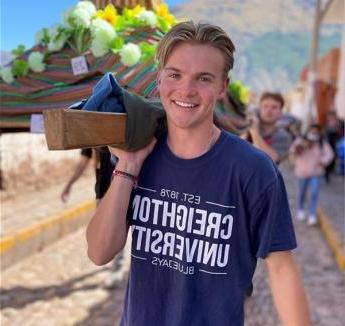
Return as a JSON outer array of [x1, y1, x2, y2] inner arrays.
[[171, 0, 342, 93]]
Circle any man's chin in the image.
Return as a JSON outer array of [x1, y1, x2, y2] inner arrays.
[[261, 117, 276, 124]]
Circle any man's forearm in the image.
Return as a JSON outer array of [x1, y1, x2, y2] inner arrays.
[[266, 251, 311, 326], [68, 157, 90, 186], [249, 129, 279, 162], [86, 172, 133, 265]]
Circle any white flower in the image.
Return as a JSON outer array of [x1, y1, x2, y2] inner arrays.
[[91, 39, 109, 57], [76, 1, 96, 17], [90, 18, 116, 41], [0, 67, 14, 84], [137, 10, 157, 28], [64, 1, 95, 29], [48, 37, 67, 52], [47, 24, 68, 52], [48, 24, 64, 40], [28, 52, 46, 73], [120, 43, 141, 66], [70, 7, 92, 28], [89, 19, 116, 57]]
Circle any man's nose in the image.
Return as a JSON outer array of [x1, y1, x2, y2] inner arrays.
[[179, 78, 197, 96]]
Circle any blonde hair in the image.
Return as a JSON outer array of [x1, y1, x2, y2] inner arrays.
[[156, 21, 235, 78]]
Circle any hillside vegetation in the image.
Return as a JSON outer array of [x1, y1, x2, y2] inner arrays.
[[172, 0, 341, 93]]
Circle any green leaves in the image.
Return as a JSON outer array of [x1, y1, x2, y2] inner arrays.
[[156, 16, 170, 33], [110, 37, 125, 53], [228, 80, 250, 105], [11, 45, 26, 58], [12, 59, 30, 77], [139, 42, 157, 61]]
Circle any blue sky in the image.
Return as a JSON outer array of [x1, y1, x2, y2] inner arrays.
[[0, 0, 186, 52]]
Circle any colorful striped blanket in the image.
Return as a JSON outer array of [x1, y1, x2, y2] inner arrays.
[[0, 27, 248, 134]]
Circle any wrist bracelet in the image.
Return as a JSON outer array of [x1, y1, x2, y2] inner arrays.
[[112, 169, 138, 187]]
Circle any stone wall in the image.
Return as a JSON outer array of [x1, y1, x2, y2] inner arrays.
[[1, 133, 92, 200]]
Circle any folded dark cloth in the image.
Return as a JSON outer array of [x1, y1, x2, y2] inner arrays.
[[81, 73, 166, 151]]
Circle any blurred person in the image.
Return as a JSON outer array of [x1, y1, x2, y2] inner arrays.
[[325, 110, 343, 183], [61, 147, 113, 204], [245, 92, 294, 297], [61, 148, 92, 203], [335, 120, 345, 175], [86, 21, 310, 326], [289, 124, 334, 226], [248, 92, 293, 164]]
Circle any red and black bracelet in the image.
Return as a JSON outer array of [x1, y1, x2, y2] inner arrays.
[[112, 169, 138, 187]]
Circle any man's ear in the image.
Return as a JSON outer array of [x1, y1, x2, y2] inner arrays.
[[157, 71, 162, 89]]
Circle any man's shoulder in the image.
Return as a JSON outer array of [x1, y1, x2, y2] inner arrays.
[[221, 130, 276, 170], [272, 127, 292, 140]]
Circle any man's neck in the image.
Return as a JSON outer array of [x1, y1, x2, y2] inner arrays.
[[260, 122, 276, 136], [167, 125, 220, 159]]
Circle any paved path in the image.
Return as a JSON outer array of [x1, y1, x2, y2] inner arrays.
[[1, 164, 344, 325], [1, 175, 94, 237], [318, 173, 345, 251]]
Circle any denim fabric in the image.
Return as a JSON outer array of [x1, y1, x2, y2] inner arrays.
[[82, 73, 126, 113], [78, 73, 166, 151], [297, 176, 320, 216]]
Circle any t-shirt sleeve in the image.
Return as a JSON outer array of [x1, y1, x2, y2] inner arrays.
[[248, 169, 297, 259]]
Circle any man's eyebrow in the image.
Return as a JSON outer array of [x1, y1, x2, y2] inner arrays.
[[197, 72, 216, 79], [164, 67, 216, 78], [164, 67, 181, 72]]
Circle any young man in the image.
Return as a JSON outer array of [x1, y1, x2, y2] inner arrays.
[[86, 21, 310, 325], [249, 92, 293, 164]]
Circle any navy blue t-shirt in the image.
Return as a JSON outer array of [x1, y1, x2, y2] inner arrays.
[[120, 130, 296, 326]]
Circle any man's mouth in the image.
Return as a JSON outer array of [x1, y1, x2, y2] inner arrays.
[[172, 100, 198, 109]]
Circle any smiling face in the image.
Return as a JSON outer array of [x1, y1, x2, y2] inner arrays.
[[157, 42, 228, 133]]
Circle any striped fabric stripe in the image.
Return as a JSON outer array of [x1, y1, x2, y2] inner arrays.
[[0, 27, 247, 134]]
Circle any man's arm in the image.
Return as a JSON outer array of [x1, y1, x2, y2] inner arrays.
[[266, 251, 311, 326], [248, 115, 280, 162], [249, 127, 280, 162], [86, 139, 156, 266]]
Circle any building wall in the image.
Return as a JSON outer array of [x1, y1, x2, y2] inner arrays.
[[335, 25, 345, 119], [0, 133, 89, 200]]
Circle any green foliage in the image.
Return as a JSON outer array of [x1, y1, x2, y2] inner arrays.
[[11, 45, 26, 58], [12, 59, 29, 77], [228, 80, 250, 105], [110, 37, 125, 53], [139, 42, 157, 61], [243, 31, 341, 84], [156, 16, 170, 33]]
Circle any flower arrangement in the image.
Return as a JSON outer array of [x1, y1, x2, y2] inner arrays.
[[228, 80, 250, 106], [1, 1, 177, 84]]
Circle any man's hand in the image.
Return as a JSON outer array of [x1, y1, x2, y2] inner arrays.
[[248, 115, 280, 162], [108, 138, 157, 176], [249, 113, 260, 132]]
